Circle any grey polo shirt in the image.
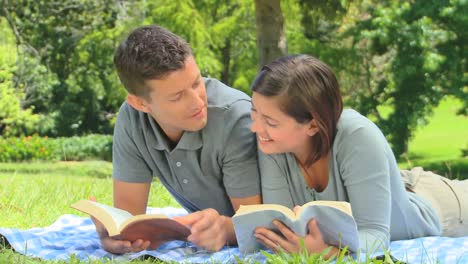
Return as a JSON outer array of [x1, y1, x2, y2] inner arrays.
[[112, 78, 260, 216]]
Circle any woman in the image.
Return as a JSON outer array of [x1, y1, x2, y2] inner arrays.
[[250, 54, 468, 257]]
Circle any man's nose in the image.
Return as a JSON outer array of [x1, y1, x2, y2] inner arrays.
[[189, 89, 205, 108]]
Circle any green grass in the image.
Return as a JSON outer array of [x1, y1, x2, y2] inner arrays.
[[0, 161, 180, 263], [398, 96, 467, 179], [408, 97, 466, 161], [0, 161, 179, 229]]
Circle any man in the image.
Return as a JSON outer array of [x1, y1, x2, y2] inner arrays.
[[94, 25, 261, 254]]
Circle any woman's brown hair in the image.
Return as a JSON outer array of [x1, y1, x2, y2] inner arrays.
[[251, 54, 343, 166]]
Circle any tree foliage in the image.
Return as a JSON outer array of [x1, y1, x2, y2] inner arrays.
[[144, 0, 259, 94], [0, 65, 40, 136], [0, 0, 465, 159], [348, 0, 467, 156], [2, 0, 125, 136], [0, 17, 39, 136]]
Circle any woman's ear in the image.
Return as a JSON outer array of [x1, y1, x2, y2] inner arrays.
[[306, 119, 320, 137], [126, 94, 151, 113]]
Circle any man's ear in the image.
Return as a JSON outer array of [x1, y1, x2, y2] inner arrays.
[[126, 94, 151, 113], [306, 119, 320, 137]]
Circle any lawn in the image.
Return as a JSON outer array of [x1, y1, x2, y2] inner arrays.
[[398, 96, 467, 179], [0, 161, 179, 230]]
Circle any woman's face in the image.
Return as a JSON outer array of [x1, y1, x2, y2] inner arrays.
[[250, 92, 317, 156]]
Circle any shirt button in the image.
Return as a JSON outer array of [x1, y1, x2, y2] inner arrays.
[[176, 161, 182, 167], [183, 179, 188, 184]]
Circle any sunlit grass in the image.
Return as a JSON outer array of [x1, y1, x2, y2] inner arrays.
[[408, 97, 466, 162], [0, 161, 179, 229]]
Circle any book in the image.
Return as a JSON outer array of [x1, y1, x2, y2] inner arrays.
[[232, 200, 359, 254], [71, 200, 190, 248]]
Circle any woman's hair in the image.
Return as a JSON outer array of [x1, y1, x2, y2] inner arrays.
[[114, 25, 193, 99], [251, 54, 343, 166]]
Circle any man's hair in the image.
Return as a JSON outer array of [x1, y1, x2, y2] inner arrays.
[[114, 25, 193, 99], [251, 54, 343, 166]]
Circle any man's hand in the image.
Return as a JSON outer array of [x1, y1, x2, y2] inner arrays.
[[89, 196, 151, 254], [175, 208, 232, 251], [254, 218, 339, 259]]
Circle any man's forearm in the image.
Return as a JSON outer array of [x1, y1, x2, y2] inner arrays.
[[223, 216, 238, 246]]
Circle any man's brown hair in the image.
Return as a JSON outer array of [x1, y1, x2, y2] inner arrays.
[[114, 25, 192, 99]]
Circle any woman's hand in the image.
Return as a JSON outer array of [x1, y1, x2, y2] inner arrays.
[[254, 218, 339, 259]]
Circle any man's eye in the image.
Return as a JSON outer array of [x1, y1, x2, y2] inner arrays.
[[266, 121, 277, 127], [170, 94, 182, 102]]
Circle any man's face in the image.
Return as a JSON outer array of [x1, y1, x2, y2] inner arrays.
[[141, 56, 208, 142]]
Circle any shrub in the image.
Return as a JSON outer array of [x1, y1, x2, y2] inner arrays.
[[0, 134, 112, 162], [55, 135, 113, 161]]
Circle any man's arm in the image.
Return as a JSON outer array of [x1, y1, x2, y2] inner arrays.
[[230, 194, 262, 212], [113, 179, 151, 215], [225, 194, 262, 243]]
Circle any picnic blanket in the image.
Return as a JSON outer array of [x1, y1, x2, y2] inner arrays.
[[1, 207, 467, 263]]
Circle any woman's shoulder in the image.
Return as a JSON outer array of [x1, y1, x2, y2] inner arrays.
[[258, 151, 295, 168], [335, 109, 388, 148], [337, 109, 381, 135]]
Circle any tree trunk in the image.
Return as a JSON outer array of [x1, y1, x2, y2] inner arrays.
[[220, 40, 231, 85], [254, 0, 287, 68]]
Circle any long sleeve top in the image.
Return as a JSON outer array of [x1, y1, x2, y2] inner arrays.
[[259, 109, 441, 251]]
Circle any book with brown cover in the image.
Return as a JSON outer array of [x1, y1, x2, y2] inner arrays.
[[71, 199, 190, 249]]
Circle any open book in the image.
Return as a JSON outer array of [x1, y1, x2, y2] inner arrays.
[[232, 200, 359, 254], [71, 200, 190, 249]]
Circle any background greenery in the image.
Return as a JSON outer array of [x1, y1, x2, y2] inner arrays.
[[0, 0, 466, 263], [0, 0, 466, 159]]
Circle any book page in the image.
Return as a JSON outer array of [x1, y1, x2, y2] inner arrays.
[[235, 204, 296, 219], [91, 201, 133, 228], [299, 200, 352, 216]]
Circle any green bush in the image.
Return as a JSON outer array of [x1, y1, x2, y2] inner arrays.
[[0, 135, 57, 162], [0, 134, 112, 162], [54, 135, 113, 161]]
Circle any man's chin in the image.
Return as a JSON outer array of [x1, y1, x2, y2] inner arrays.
[[186, 119, 208, 132]]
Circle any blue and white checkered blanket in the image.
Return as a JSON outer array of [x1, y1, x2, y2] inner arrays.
[[1, 207, 467, 263]]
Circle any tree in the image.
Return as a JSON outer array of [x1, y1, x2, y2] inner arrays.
[[349, 0, 467, 157], [2, 0, 127, 135], [254, 0, 287, 68], [0, 65, 40, 136], [0, 16, 40, 136], [145, 0, 259, 94]]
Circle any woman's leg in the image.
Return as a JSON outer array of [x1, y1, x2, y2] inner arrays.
[[401, 167, 468, 237]]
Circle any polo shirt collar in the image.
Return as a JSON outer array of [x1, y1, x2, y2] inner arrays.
[[147, 115, 203, 151]]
